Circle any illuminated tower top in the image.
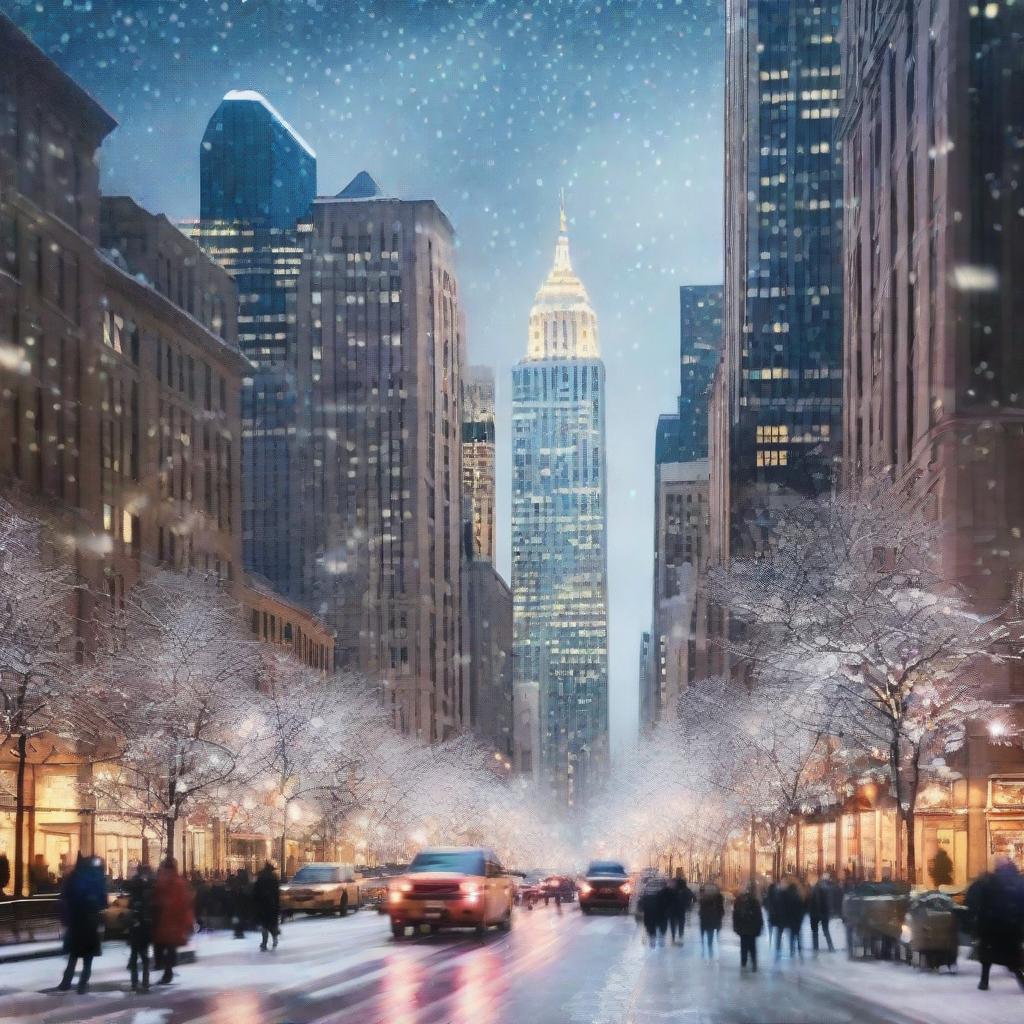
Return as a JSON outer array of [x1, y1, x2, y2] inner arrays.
[[525, 194, 600, 361]]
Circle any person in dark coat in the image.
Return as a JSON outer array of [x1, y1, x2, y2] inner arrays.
[[153, 858, 194, 985], [252, 861, 281, 951], [778, 878, 806, 961], [966, 859, 1024, 992], [57, 854, 107, 993], [640, 878, 669, 946], [809, 873, 836, 953], [698, 882, 725, 956], [126, 863, 156, 991], [667, 872, 693, 945], [765, 880, 783, 952], [229, 867, 251, 938], [0, 852, 10, 896], [732, 884, 765, 971]]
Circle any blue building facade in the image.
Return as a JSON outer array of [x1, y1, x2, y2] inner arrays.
[[677, 285, 723, 462], [194, 91, 316, 595], [511, 206, 609, 807], [721, 0, 843, 553]]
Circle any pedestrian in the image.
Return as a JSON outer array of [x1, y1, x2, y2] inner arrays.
[[153, 857, 194, 985], [966, 858, 1024, 993], [56, 853, 107, 994], [0, 851, 9, 897], [252, 861, 281, 951], [778, 877, 806, 961], [765, 880, 783, 952], [929, 848, 954, 889], [698, 881, 725, 957], [732, 883, 764, 972], [668, 871, 693, 945], [126, 862, 156, 992], [641, 878, 668, 947], [229, 867, 251, 938], [809, 873, 836, 953]]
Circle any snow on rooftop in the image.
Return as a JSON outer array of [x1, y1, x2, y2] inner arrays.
[[222, 89, 316, 159]]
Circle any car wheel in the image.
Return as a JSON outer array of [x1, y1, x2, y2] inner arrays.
[[581, 906, 590, 915], [391, 921, 405, 940], [475, 922, 487, 938], [498, 907, 513, 932], [338, 893, 349, 917]]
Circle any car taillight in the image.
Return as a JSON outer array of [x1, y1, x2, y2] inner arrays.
[[399, 882, 412, 893], [579, 882, 592, 895], [389, 890, 403, 904]]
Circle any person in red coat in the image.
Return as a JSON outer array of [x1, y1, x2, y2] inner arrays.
[[153, 858, 194, 985]]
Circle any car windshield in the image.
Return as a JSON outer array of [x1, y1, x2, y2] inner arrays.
[[290, 867, 338, 884], [587, 861, 626, 876], [408, 851, 485, 875]]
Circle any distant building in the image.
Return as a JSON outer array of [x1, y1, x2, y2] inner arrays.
[[677, 286, 723, 461], [712, 0, 844, 563], [648, 460, 709, 728], [462, 365, 496, 563], [192, 90, 316, 598], [511, 200, 609, 806], [293, 173, 466, 741], [464, 561, 514, 759], [638, 632, 652, 733]]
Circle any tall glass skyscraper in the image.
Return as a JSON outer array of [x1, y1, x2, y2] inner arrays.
[[193, 91, 316, 595], [511, 203, 609, 807], [718, 0, 843, 556]]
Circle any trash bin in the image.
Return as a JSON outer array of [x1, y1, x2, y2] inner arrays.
[[905, 891, 959, 971], [842, 882, 910, 960]]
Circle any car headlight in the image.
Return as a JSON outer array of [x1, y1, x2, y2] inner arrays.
[[579, 883, 592, 895], [621, 883, 632, 895]]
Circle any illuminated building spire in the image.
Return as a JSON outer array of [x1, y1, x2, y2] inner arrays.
[[526, 192, 599, 360]]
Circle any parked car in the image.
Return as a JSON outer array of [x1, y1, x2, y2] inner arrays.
[[387, 847, 515, 938], [578, 860, 632, 914], [280, 863, 362, 918]]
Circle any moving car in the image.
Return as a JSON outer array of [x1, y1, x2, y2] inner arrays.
[[516, 871, 546, 906], [280, 863, 362, 917], [541, 875, 576, 903], [578, 860, 632, 914], [387, 847, 515, 938]]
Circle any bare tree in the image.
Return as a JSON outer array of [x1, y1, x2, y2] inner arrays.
[[93, 571, 264, 862], [0, 500, 96, 894], [708, 477, 1018, 881]]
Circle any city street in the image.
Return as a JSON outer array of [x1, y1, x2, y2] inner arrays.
[[1, 904, 1022, 1024]]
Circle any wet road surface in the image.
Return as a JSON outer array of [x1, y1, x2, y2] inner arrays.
[[0, 904, 1011, 1023]]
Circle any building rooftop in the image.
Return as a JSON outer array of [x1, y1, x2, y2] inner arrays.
[[336, 170, 385, 200], [220, 89, 316, 158]]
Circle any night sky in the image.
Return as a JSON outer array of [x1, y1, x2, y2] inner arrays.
[[7, 0, 725, 753]]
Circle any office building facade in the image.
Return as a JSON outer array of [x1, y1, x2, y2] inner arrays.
[[713, 0, 844, 562], [193, 91, 316, 596], [461, 365, 496, 563], [293, 176, 466, 741]]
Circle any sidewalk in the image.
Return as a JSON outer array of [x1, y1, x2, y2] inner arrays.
[[0, 939, 64, 965], [761, 922, 1024, 1024]]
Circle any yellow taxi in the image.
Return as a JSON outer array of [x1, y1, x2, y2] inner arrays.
[[387, 847, 515, 938]]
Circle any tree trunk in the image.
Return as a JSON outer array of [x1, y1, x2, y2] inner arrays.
[[748, 816, 757, 882], [14, 733, 27, 897], [905, 811, 917, 884], [165, 815, 176, 864], [280, 822, 288, 879], [778, 823, 789, 881]]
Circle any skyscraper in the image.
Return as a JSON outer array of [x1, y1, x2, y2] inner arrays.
[[193, 91, 316, 596], [461, 365, 496, 563], [712, 0, 844, 561], [677, 285, 723, 461], [293, 173, 466, 741], [511, 201, 609, 806]]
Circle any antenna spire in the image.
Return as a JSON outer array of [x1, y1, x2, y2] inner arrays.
[[559, 189, 567, 233]]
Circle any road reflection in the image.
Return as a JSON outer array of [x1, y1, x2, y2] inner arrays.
[[453, 943, 501, 1024]]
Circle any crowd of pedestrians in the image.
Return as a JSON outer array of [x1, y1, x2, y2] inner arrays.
[[633, 857, 1024, 999], [52, 854, 283, 995]]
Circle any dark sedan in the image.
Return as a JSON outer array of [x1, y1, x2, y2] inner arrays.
[[578, 860, 632, 914]]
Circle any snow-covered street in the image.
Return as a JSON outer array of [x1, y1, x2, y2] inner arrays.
[[1, 904, 1021, 1024]]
